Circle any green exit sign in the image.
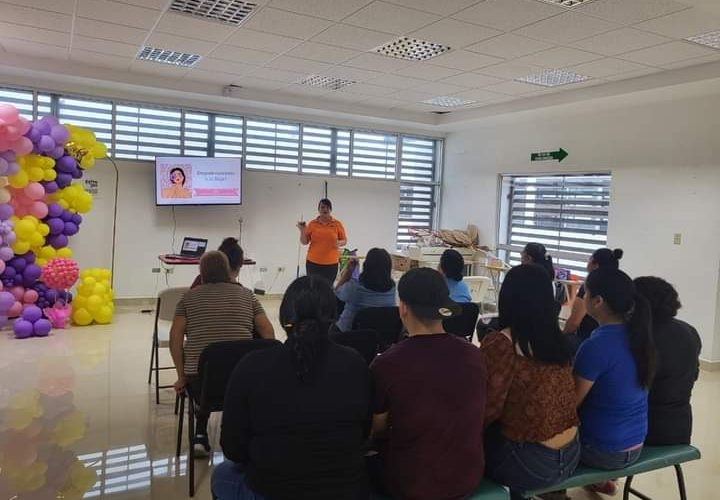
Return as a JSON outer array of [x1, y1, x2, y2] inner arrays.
[[531, 148, 568, 162]]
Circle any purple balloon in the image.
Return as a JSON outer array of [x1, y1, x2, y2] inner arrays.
[[13, 319, 34, 339], [50, 146, 65, 159], [71, 169, 83, 179], [0, 291, 14, 311], [46, 290, 58, 303], [24, 264, 42, 282], [11, 257, 26, 271], [33, 319, 52, 337], [43, 181, 59, 194], [0, 204, 13, 220], [47, 218, 64, 235], [28, 128, 42, 142], [56, 173, 73, 188], [60, 211, 73, 222], [22, 305, 42, 322], [38, 135, 55, 153], [57, 156, 77, 174], [47, 234, 69, 249], [2, 267, 16, 279], [4, 233, 15, 245], [47, 203, 63, 218], [71, 214, 82, 225], [51, 125, 69, 144], [63, 222, 79, 236]]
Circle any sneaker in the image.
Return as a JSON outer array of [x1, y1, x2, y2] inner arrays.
[[193, 435, 211, 458], [585, 480, 618, 496]]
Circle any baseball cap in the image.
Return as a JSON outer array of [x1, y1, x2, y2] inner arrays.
[[398, 267, 461, 320]]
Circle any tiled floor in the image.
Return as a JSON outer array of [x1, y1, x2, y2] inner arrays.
[[0, 299, 717, 499]]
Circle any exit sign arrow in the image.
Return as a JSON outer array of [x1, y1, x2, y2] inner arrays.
[[531, 148, 568, 162]]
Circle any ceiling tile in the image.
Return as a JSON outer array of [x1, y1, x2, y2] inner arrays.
[[408, 18, 502, 50], [154, 13, 236, 43], [659, 52, 720, 70], [70, 48, 131, 69], [249, 66, 305, 83], [311, 24, 394, 51], [573, 28, 671, 57], [429, 50, 503, 71], [110, 0, 166, 8], [393, 102, 442, 112], [74, 19, 147, 45], [477, 61, 544, 79], [634, 7, 720, 39], [129, 60, 190, 77], [231, 75, 289, 91], [393, 63, 463, 80], [341, 82, 397, 96], [266, 55, 333, 74], [285, 42, 359, 64], [0, 0, 75, 14], [384, 0, 478, 16], [484, 80, 540, 95], [194, 58, 259, 75], [567, 57, 654, 78], [280, 84, 330, 97], [516, 12, 619, 45], [575, 0, 690, 25], [604, 67, 662, 81], [344, 2, 440, 35], [356, 96, 406, 109], [185, 68, 243, 84], [387, 89, 438, 102], [440, 72, 504, 88], [209, 45, 277, 65], [0, 22, 70, 47], [455, 0, 565, 32], [323, 91, 368, 104], [619, 41, 717, 66], [269, 0, 372, 21], [324, 65, 384, 82], [363, 73, 426, 89], [72, 35, 139, 57], [344, 53, 411, 73], [0, 3, 72, 32], [467, 33, 553, 59], [145, 33, 217, 55], [412, 81, 469, 95], [77, 0, 161, 29], [450, 88, 505, 102], [515, 47, 602, 68], [0, 38, 68, 59], [225, 29, 302, 53], [242, 8, 333, 40]]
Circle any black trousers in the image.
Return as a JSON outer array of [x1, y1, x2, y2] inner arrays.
[[306, 261, 338, 284], [186, 377, 209, 437]]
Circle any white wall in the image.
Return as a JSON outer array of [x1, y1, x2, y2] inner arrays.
[[441, 91, 720, 362], [70, 162, 400, 300]]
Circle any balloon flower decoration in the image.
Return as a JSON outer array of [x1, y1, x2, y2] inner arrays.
[[0, 102, 107, 338]]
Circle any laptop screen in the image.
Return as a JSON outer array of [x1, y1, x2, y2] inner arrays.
[[181, 238, 208, 256]]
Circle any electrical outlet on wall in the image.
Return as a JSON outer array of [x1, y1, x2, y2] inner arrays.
[[673, 233, 682, 245]]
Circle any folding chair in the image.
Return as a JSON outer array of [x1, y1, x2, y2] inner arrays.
[[148, 287, 187, 405]]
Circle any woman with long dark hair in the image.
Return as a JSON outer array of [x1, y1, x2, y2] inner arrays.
[[521, 242, 555, 279], [334, 248, 396, 332], [212, 276, 370, 500], [564, 248, 624, 341], [190, 237, 244, 288], [482, 265, 579, 498], [574, 268, 656, 495]]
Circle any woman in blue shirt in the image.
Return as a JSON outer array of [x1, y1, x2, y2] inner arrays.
[[438, 249, 472, 303], [574, 268, 656, 495], [334, 248, 396, 332]]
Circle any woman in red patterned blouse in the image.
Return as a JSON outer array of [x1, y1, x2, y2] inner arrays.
[[481, 264, 579, 499]]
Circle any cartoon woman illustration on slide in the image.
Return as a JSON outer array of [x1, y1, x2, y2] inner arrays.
[[162, 167, 192, 199]]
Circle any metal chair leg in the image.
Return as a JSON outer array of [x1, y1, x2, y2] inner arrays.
[[154, 339, 161, 404], [176, 393, 185, 457], [174, 393, 180, 415], [148, 335, 156, 384], [623, 476, 634, 500], [675, 464, 688, 500], [188, 398, 196, 497]]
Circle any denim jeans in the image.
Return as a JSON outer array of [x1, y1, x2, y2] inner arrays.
[[211, 460, 266, 500], [485, 429, 580, 499], [580, 442, 642, 470]]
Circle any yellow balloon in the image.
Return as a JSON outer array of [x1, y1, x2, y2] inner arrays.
[[73, 296, 87, 309], [94, 305, 113, 324], [52, 410, 86, 447], [12, 240, 30, 255], [37, 222, 49, 236], [58, 247, 73, 258], [6, 460, 47, 492], [72, 307, 93, 326], [9, 169, 29, 188], [86, 295, 102, 312], [84, 276, 96, 286], [93, 284, 106, 295]]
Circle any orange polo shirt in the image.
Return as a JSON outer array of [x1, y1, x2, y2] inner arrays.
[[306, 217, 347, 265]]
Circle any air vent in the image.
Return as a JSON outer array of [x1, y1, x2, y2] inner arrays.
[[375, 37, 451, 62], [170, 0, 258, 26], [422, 96, 476, 107], [431, 111, 451, 115], [136, 46, 201, 67], [299, 75, 356, 91], [535, 0, 598, 7], [516, 69, 590, 87], [685, 30, 720, 50]]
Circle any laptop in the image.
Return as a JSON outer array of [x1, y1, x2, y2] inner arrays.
[[170, 237, 208, 259]]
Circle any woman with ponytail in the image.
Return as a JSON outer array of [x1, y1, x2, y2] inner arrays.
[[574, 268, 656, 495], [213, 276, 371, 500], [521, 242, 555, 279], [564, 248, 624, 343]]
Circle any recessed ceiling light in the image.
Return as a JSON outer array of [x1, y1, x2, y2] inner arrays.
[[422, 96, 476, 107], [535, 0, 598, 7], [170, 0, 258, 26], [375, 37, 451, 62], [685, 30, 720, 50], [299, 75, 356, 91], [136, 46, 201, 67], [516, 69, 590, 87]]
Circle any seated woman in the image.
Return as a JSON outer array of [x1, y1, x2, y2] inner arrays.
[[563, 248, 624, 343], [170, 251, 275, 455], [212, 276, 371, 500], [635, 276, 701, 446], [575, 268, 655, 495], [438, 249, 472, 303], [482, 265, 579, 499], [520, 242, 555, 279], [191, 237, 243, 288], [334, 248, 396, 332]]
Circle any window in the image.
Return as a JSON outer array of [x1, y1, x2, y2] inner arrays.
[[57, 97, 113, 148], [300, 125, 332, 175], [396, 137, 438, 247], [182, 111, 210, 156], [0, 87, 34, 119], [213, 115, 243, 158], [350, 131, 397, 179], [335, 130, 351, 176], [498, 173, 611, 275], [245, 119, 299, 172], [115, 104, 181, 160]]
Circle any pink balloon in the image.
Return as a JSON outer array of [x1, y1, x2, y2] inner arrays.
[[29, 201, 48, 219], [8, 300, 22, 318], [14, 136, 33, 155], [23, 289, 39, 304], [10, 286, 24, 301], [24, 182, 45, 200]]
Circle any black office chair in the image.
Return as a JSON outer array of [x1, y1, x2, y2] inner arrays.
[[331, 329, 379, 365], [176, 338, 280, 497], [476, 315, 500, 343], [443, 302, 480, 342], [352, 306, 403, 353]]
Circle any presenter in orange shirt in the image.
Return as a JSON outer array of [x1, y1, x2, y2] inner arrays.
[[297, 198, 347, 284]]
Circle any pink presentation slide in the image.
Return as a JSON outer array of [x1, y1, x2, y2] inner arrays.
[[156, 157, 242, 205]]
